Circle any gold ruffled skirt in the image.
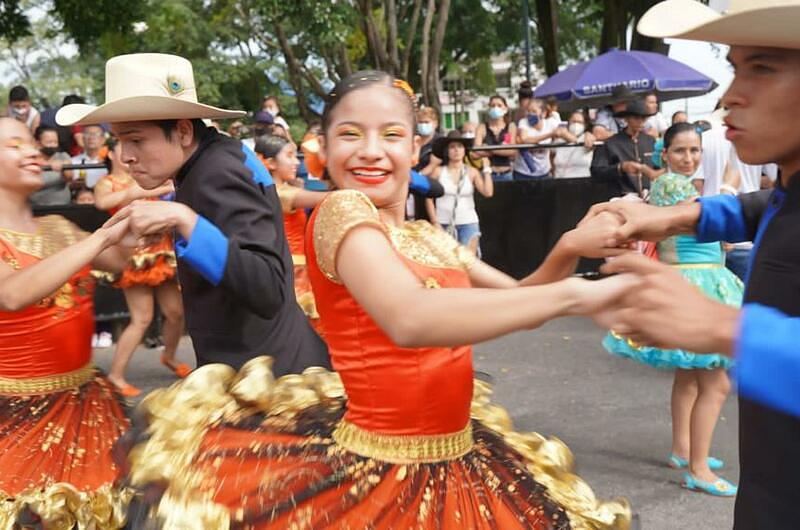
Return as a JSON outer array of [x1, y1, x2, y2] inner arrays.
[[0, 371, 133, 529], [123, 358, 631, 529]]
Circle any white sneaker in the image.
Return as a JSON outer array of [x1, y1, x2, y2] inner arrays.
[[97, 331, 113, 348]]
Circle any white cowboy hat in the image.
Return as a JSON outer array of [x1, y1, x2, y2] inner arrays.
[[638, 0, 800, 49], [56, 53, 245, 126]]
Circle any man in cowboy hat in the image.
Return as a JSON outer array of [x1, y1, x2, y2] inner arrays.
[[582, 1, 800, 525], [592, 84, 637, 141], [58, 53, 330, 377], [590, 98, 662, 196]]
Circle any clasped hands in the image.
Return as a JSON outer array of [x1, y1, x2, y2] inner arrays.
[[566, 199, 737, 356], [97, 199, 199, 250]]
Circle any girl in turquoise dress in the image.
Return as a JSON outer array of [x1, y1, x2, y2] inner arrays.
[[603, 123, 743, 496]]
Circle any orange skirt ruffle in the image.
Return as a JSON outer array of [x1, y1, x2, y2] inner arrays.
[[116, 235, 177, 289], [123, 359, 631, 530], [0, 372, 132, 528]]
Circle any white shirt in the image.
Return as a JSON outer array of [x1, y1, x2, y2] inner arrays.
[[513, 117, 557, 177], [435, 166, 478, 225], [700, 126, 732, 196], [644, 113, 669, 136], [70, 153, 108, 189], [553, 135, 593, 179]]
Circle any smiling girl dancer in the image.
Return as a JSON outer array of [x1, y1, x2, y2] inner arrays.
[[124, 72, 636, 529]]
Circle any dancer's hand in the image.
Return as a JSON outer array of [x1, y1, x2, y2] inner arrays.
[[565, 273, 640, 319], [580, 199, 701, 244], [109, 200, 198, 241], [598, 254, 738, 355], [96, 216, 138, 248], [562, 211, 635, 259]]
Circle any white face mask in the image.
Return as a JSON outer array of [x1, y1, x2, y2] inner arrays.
[[266, 108, 279, 117], [462, 132, 475, 139], [568, 123, 585, 136], [417, 123, 434, 136]]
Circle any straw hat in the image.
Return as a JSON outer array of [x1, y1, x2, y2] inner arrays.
[[57, 53, 245, 126], [638, 0, 800, 49]]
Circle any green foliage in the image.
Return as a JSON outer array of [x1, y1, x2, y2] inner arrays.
[[0, 0, 30, 42]]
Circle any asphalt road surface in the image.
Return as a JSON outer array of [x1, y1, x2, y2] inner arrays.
[[94, 316, 738, 530]]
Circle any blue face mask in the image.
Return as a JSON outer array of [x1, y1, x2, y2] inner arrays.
[[417, 123, 434, 136], [488, 107, 506, 120], [526, 114, 540, 127]]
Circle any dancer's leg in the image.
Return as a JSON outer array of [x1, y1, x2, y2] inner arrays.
[[670, 368, 698, 460], [689, 368, 731, 482], [154, 281, 185, 362], [108, 285, 154, 388]]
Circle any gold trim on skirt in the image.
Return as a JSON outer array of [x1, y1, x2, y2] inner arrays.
[[332, 419, 473, 464], [0, 363, 94, 395]]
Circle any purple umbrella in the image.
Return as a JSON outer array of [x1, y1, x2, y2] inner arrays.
[[534, 49, 717, 108]]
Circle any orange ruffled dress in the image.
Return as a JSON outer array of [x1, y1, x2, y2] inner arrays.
[[124, 191, 630, 530], [0, 216, 131, 529], [95, 173, 177, 288], [276, 181, 318, 320]]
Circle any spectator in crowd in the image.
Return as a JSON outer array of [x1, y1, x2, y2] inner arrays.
[[513, 98, 559, 179], [54, 95, 86, 156], [672, 110, 689, 124], [241, 110, 274, 150], [6, 85, 40, 133], [69, 123, 108, 189], [410, 105, 442, 221], [74, 187, 95, 205], [227, 120, 245, 139], [30, 125, 71, 206], [643, 92, 669, 139], [459, 121, 477, 138], [474, 94, 517, 182], [544, 96, 561, 126], [431, 130, 494, 254], [593, 84, 636, 140], [553, 110, 596, 179], [590, 98, 661, 197], [261, 95, 290, 132], [513, 80, 534, 122]]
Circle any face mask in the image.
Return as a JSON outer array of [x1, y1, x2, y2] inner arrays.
[[526, 114, 540, 127], [266, 108, 278, 117], [488, 107, 506, 120], [10, 107, 26, 118], [462, 132, 475, 139], [568, 123, 585, 136], [40, 146, 58, 157], [417, 123, 434, 136]]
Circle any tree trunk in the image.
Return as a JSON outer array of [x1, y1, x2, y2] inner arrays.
[[274, 22, 315, 123], [534, 0, 559, 76], [384, 0, 401, 74], [360, 0, 391, 70], [629, 0, 669, 54], [419, 0, 435, 105], [337, 42, 353, 78], [600, 0, 626, 52], [401, 0, 422, 80], [426, 0, 451, 114]]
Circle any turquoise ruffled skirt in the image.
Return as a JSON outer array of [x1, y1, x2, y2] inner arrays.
[[603, 264, 743, 370]]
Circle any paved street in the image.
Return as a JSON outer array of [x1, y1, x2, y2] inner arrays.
[[94, 316, 738, 530]]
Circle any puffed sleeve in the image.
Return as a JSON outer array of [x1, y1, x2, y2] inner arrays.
[[312, 190, 386, 283]]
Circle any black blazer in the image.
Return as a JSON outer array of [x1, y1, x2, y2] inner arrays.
[[173, 129, 330, 376]]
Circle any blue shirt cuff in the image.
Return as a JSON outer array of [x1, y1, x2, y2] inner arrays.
[[696, 195, 748, 243], [408, 170, 430, 194], [175, 216, 229, 286], [733, 303, 800, 418]]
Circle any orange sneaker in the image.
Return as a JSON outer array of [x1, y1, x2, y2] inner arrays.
[[161, 355, 192, 378], [114, 382, 142, 398]]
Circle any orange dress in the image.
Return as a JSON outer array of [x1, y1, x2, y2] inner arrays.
[[276, 181, 318, 320], [95, 173, 177, 288], [124, 191, 630, 530], [0, 216, 131, 529]]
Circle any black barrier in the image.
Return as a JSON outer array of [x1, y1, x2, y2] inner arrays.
[[476, 177, 616, 279], [32, 204, 128, 322]]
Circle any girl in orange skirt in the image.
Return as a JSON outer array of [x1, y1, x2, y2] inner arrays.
[[0, 118, 133, 528], [94, 139, 188, 397], [255, 135, 328, 324], [124, 73, 637, 529]]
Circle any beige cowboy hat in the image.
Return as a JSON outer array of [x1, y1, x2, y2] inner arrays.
[[56, 53, 245, 126], [638, 0, 800, 49]]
